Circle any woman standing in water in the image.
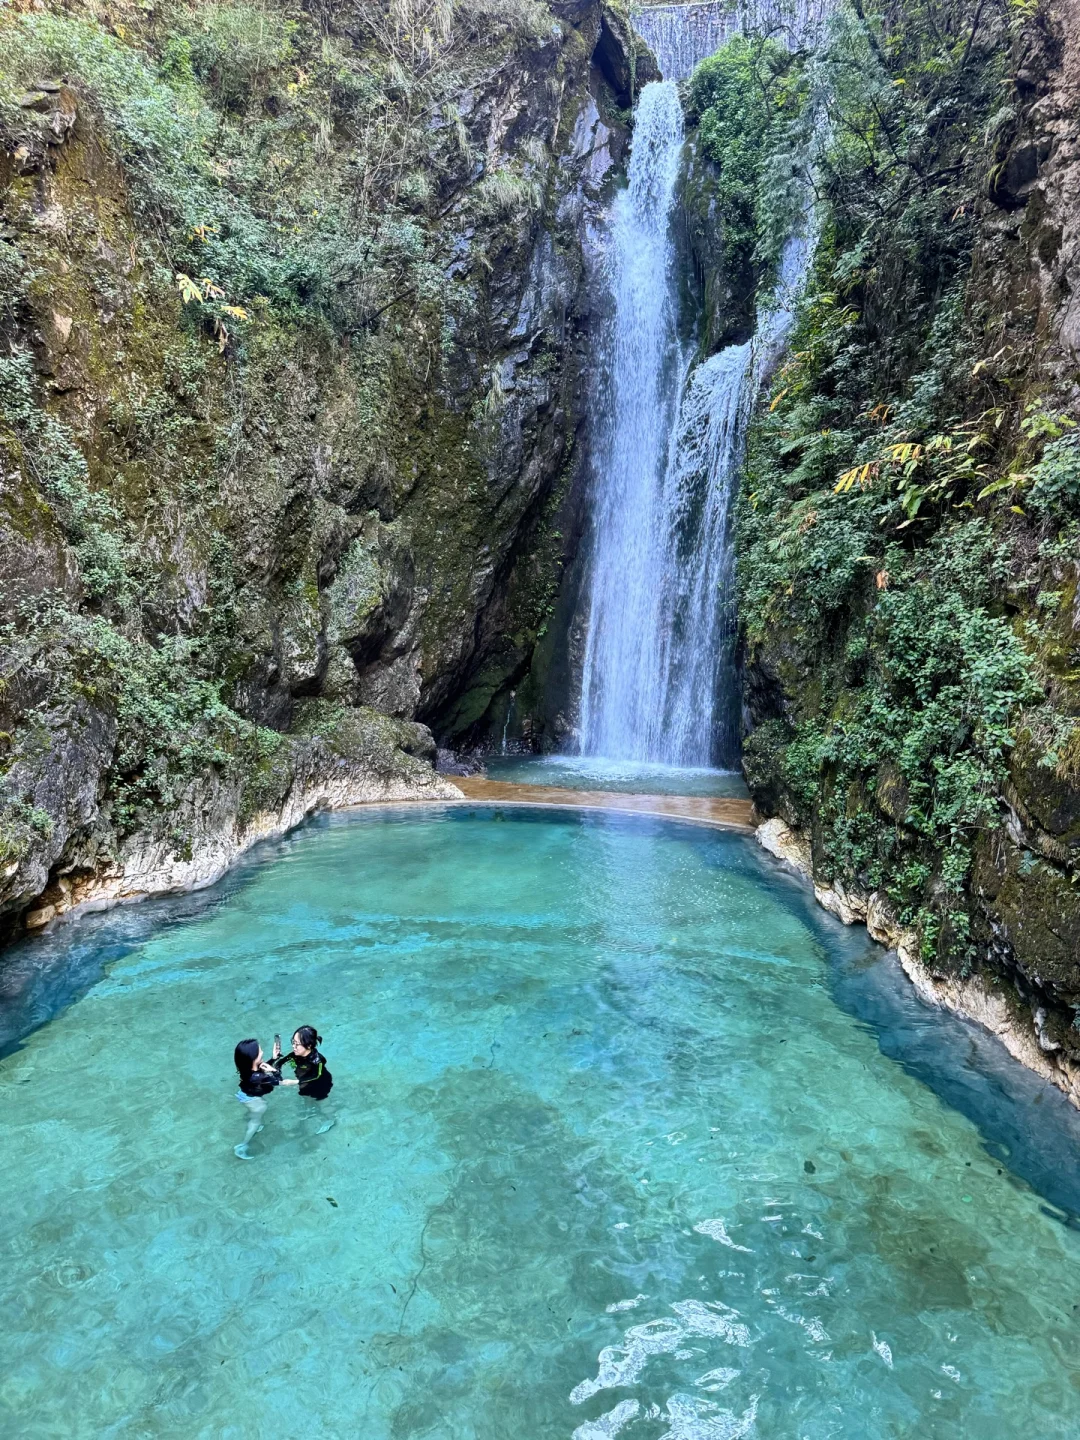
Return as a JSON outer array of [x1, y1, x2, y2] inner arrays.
[[273, 1025, 334, 1133], [233, 1038, 296, 1159]]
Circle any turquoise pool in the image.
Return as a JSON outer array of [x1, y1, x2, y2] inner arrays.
[[482, 755, 749, 798], [1, 806, 1078, 1438]]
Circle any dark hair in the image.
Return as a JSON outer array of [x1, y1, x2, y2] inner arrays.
[[293, 1025, 322, 1051], [234, 1038, 260, 1080]]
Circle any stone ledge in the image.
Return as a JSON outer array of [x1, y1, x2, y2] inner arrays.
[[23, 764, 461, 934], [755, 817, 1080, 1110]]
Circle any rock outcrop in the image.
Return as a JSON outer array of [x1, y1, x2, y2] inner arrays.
[[726, 0, 1080, 1102], [0, 0, 644, 935], [757, 816, 1080, 1108]]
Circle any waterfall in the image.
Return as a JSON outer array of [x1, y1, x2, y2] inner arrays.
[[751, 227, 813, 385], [633, 3, 735, 80], [648, 341, 752, 766], [578, 79, 814, 769], [578, 80, 689, 765]]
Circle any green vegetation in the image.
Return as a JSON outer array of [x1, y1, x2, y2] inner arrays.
[[0, 0, 589, 888], [0, 352, 134, 607], [728, 0, 1073, 965], [686, 35, 807, 280]]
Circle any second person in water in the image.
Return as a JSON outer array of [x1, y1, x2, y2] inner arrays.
[[272, 1024, 334, 1133]]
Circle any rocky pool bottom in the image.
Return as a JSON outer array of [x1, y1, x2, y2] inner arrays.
[[1, 807, 1078, 1439]]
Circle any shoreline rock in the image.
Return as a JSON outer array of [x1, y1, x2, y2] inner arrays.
[[16, 705, 463, 938], [756, 816, 1080, 1110], [23, 765, 462, 935]]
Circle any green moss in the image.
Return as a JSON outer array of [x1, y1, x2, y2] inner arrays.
[[733, 0, 1057, 967], [0, 0, 594, 883], [0, 352, 135, 608], [235, 728, 292, 825]]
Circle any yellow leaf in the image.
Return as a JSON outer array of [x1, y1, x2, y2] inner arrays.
[[835, 462, 876, 493], [175, 272, 202, 305]]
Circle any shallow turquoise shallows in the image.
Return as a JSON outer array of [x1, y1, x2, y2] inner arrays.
[[483, 754, 749, 798], [2, 808, 1079, 1440]]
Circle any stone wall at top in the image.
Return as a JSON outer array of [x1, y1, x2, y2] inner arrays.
[[633, 0, 830, 78]]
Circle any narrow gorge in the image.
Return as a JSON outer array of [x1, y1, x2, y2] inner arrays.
[[3, 0, 1080, 1434]]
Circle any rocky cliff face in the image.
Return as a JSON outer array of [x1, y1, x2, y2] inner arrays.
[[725, 0, 1080, 1104], [0, 0, 651, 934]]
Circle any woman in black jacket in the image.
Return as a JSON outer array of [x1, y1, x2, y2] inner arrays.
[[233, 1037, 296, 1159], [273, 1025, 334, 1133]]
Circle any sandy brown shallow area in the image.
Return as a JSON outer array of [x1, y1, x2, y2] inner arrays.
[[440, 776, 756, 831]]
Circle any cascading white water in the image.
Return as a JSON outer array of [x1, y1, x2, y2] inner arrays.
[[649, 341, 752, 765], [634, 3, 733, 80], [578, 78, 815, 768], [578, 80, 689, 764]]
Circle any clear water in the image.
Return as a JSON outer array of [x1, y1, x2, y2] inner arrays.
[[2, 808, 1080, 1439], [484, 755, 749, 799]]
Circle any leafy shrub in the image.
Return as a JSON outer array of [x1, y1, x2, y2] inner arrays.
[[0, 10, 332, 321], [688, 36, 806, 280], [1, 593, 284, 842], [1027, 434, 1080, 519], [176, 4, 295, 112]]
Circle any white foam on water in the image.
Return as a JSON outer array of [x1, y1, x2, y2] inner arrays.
[[773, 1305, 830, 1345], [694, 1367, 741, 1392], [572, 1399, 642, 1440], [670, 1300, 752, 1348], [694, 1218, 754, 1252], [658, 1392, 760, 1440], [572, 1299, 753, 1407], [570, 1316, 687, 1404]]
